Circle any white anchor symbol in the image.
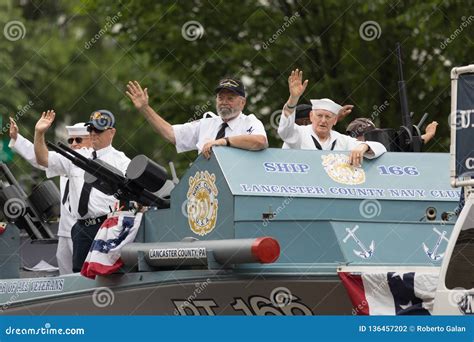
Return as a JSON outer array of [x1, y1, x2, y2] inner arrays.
[[343, 225, 375, 259], [422, 227, 449, 261]]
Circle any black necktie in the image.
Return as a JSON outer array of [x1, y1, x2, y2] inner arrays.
[[312, 136, 337, 150], [215, 122, 228, 140], [78, 151, 97, 217], [62, 180, 69, 205]]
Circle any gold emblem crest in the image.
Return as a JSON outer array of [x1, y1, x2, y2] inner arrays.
[[220, 79, 239, 88], [321, 154, 366, 185], [186, 171, 219, 236]]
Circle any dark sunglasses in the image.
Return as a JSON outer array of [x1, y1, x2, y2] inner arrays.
[[67, 137, 84, 144], [86, 126, 107, 134]]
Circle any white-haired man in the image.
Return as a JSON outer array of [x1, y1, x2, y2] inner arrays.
[[278, 69, 386, 165]]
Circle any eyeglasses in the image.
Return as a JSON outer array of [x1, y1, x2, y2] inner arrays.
[[86, 126, 108, 134], [67, 137, 84, 144]]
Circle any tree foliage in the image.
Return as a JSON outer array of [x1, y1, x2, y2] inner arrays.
[[1, 0, 473, 181]]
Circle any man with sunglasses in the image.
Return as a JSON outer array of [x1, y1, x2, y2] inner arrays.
[[67, 134, 89, 146], [34, 109, 131, 273], [8, 119, 92, 274]]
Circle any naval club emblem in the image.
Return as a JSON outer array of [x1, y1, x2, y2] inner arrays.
[[321, 153, 366, 185], [187, 171, 219, 236]]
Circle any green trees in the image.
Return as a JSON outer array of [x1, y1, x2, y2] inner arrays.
[[2, 0, 472, 179]]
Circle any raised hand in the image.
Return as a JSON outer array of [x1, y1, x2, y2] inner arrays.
[[425, 121, 438, 138], [35, 110, 55, 133], [9, 117, 18, 140], [126, 81, 149, 111], [337, 105, 354, 122], [422, 121, 438, 144], [288, 69, 308, 100]]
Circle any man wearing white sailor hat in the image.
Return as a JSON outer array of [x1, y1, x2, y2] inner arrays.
[[57, 123, 92, 274], [278, 69, 386, 166], [8, 119, 92, 274]]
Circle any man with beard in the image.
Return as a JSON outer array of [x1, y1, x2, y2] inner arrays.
[[126, 78, 268, 159]]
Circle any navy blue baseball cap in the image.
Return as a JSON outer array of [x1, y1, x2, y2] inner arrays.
[[215, 78, 246, 98], [85, 110, 116, 130]]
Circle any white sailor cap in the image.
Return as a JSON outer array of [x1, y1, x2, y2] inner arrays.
[[310, 98, 342, 116], [65, 122, 89, 136]]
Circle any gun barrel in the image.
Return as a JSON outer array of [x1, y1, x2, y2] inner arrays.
[[417, 112, 429, 129], [0, 163, 28, 197], [396, 43, 404, 81], [396, 43, 412, 130], [133, 188, 169, 208], [0, 163, 57, 242], [47, 142, 168, 207], [47, 141, 124, 184]]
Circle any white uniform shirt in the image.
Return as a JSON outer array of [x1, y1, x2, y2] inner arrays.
[[278, 110, 386, 158], [58, 176, 75, 238], [8, 134, 75, 238], [46, 145, 131, 219], [172, 112, 267, 153], [9, 134, 44, 170]]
